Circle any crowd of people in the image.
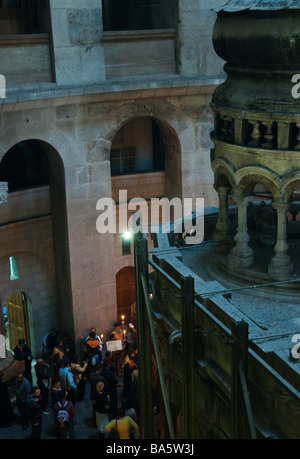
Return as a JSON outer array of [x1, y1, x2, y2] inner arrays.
[[0, 321, 141, 440]]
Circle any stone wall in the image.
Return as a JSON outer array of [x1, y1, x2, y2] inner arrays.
[[49, 0, 106, 85], [0, 85, 218, 351]]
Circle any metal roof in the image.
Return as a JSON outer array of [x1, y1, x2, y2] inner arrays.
[[214, 0, 300, 12]]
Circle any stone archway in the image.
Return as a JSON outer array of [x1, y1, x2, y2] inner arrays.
[[109, 115, 182, 203], [0, 139, 73, 356]]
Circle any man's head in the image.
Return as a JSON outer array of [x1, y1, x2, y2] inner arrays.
[[61, 357, 70, 367], [117, 408, 125, 419], [32, 386, 40, 398], [17, 372, 24, 382], [18, 338, 26, 348], [60, 389, 68, 401]]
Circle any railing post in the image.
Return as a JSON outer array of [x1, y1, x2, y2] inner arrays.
[[181, 275, 195, 439], [134, 231, 154, 439], [231, 320, 256, 439]]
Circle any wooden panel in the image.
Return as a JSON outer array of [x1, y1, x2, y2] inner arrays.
[[6, 292, 29, 351]]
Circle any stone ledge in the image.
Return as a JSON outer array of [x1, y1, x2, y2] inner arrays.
[[102, 28, 176, 43], [0, 34, 50, 46], [0, 76, 224, 107]]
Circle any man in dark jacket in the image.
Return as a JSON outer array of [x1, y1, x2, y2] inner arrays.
[[16, 372, 31, 430], [34, 359, 51, 414], [14, 338, 33, 387], [99, 363, 118, 420], [28, 386, 43, 439]]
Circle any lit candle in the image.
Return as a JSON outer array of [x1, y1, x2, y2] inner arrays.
[[123, 329, 127, 340], [121, 315, 125, 321]]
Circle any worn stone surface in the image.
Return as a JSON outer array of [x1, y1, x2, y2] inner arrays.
[[68, 8, 103, 45]]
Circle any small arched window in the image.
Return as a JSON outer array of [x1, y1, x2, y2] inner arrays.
[[9, 256, 19, 280]]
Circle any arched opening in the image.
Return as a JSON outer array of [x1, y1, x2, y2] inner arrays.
[[110, 116, 182, 203], [285, 184, 300, 240], [0, 139, 73, 356], [246, 182, 276, 250], [110, 117, 166, 177], [116, 267, 136, 324], [0, 139, 50, 191]]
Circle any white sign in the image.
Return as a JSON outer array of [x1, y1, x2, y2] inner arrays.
[[291, 334, 300, 359], [106, 340, 123, 352]]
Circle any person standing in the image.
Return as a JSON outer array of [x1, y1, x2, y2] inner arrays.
[[61, 331, 76, 363], [59, 358, 77, 405], [93, 381, 110, 438], [0, 372, 14, 428], [16, 372, 31, 430], [45, 329, 58, 363], [14, 338, 33, 387], [123, 351, 138, 403], [105, 408, 140, 439], [34, 358, 51, 414], [50, 379, 62, 409], [99, 363, 118, 420], [90, 363, 107, 427], [110, 322, 124, 376], [70, 357, 88, 402], [53, 389, 76, 439], [28, 386, 43, 439], [81, 327, 103, 361]]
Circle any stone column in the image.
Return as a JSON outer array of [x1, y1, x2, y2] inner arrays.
[[49, 0, 106, 86], [228, 194, 253, 268], [268, 201, 293, 280], [213, 186, 231, 250]]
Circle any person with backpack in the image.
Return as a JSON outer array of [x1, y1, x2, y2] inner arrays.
[[53, 389, 76, 439]]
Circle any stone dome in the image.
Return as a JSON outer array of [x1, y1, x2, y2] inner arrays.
[[211, 2, 300, 112]]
